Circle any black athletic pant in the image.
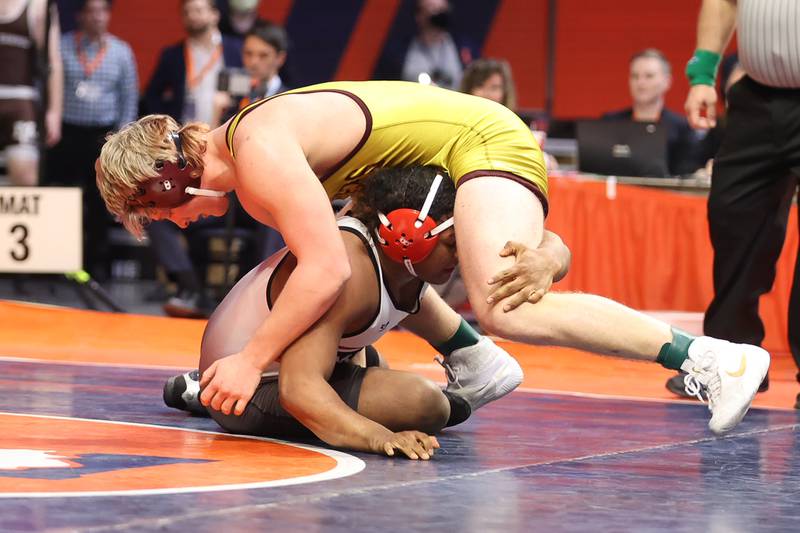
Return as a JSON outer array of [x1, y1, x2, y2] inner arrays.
[[44, 122, 116, 278], [705, 76, 800, 377]]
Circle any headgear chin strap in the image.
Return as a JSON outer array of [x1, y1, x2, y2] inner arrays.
[[374, 173, 455, 277], [127, 131, 225, 209]]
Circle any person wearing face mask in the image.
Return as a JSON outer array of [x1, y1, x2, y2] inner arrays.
[[219, 0, 262, 39], [401, 0, 465, 90], [602, 48, 703, 176]]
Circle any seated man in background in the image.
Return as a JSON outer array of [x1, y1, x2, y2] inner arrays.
[[603, 48, 702, 176]]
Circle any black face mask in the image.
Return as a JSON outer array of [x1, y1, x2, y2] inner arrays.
[[429, 10, 450, 30]]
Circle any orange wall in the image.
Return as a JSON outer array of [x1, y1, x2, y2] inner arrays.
[[552, 0, 705, 118], [483, 0, 549, 110]]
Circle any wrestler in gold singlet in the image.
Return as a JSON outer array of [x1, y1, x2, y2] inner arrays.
[[225, 81, 549, 212]]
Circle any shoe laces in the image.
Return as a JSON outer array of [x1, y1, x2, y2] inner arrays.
[[684, 352, 721, 410], [434, 355, 458, 385]]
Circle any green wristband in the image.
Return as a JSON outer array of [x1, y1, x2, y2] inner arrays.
[[686, 49, 722, 86]]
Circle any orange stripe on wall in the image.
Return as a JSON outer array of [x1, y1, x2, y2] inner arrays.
[[334, 0, 403, 81], [260, 0, 295, 26], [481, 0, 549, 111]]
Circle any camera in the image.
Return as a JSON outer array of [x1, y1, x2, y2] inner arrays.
[[217, 68, 253, 98]]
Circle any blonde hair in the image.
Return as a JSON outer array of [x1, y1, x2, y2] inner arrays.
[[95, 115, 209, 238], [460, 58, 517, 111]]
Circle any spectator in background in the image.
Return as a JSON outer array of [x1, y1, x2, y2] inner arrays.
[[209, 20, 289, 293], [459, 57, 516, 111], [461, 57, 558, 172], [143, 0, 242, 123], [668, 0, 800, 407], [402, 0, 464, 89], [143, 0, 243, 317], [0, 0, 62, 186], [603, 48, 702, 176], [45, 0, 137, 279], [219, 0, 262, 40], [211, 20, 288, 127]]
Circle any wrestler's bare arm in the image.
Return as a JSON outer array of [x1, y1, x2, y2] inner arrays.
[[233, 131, 352, 371], [277, 235, 431, 456]]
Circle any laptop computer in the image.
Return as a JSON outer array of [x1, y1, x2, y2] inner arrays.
[[576, 120, 669, 178]]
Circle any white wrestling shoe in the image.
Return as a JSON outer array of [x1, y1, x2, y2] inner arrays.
[[435, 336, 523, 411], [681, 336, 770, 435]]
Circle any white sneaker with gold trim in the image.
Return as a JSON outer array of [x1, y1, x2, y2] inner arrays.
[[681, 336, 770, 435]]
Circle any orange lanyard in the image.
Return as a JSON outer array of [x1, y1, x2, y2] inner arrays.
[[238, 78, 261, 109], [74, 32, 108, 79], [185, 41, 223, 89]]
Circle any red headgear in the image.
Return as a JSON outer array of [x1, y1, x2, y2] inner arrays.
[[375, 173, 454, 277], [127, 132, 225, 209]]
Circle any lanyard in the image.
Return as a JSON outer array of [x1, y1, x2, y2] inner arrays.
[[238, 78, 262, 110], [185, 42, 223, 89], [74, 32, 108, 79]]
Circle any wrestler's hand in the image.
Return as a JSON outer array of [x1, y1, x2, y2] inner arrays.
[[487, 240, 557, 311], [199, 351, 262, 416], [685, 84, 718, 130], [372, 430, 440, 460]]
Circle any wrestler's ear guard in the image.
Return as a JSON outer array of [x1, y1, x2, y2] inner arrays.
[[374, 173, 454, 277], [127, 131, 226, 209]]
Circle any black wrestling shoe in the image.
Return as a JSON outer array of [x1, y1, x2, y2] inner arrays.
[[443, 390, 472, 427], [163, 370, 209, 416], [666, 371, 769, 400]]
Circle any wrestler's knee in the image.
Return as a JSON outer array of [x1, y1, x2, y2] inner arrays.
[[405, 377, 449, 433]]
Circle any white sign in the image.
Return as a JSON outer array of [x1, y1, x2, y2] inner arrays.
[[0, 187, 82, 273]]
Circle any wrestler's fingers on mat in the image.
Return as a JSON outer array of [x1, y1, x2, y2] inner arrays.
[[392, 440, 425, 460], [416, 433, 439, 454], [404, 432, 435, 458]]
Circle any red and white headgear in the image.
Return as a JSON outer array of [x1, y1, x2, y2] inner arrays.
[[374, 173, 454, 277]]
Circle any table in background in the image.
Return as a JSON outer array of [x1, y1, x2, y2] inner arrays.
[[546, 173, 797, 355]]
